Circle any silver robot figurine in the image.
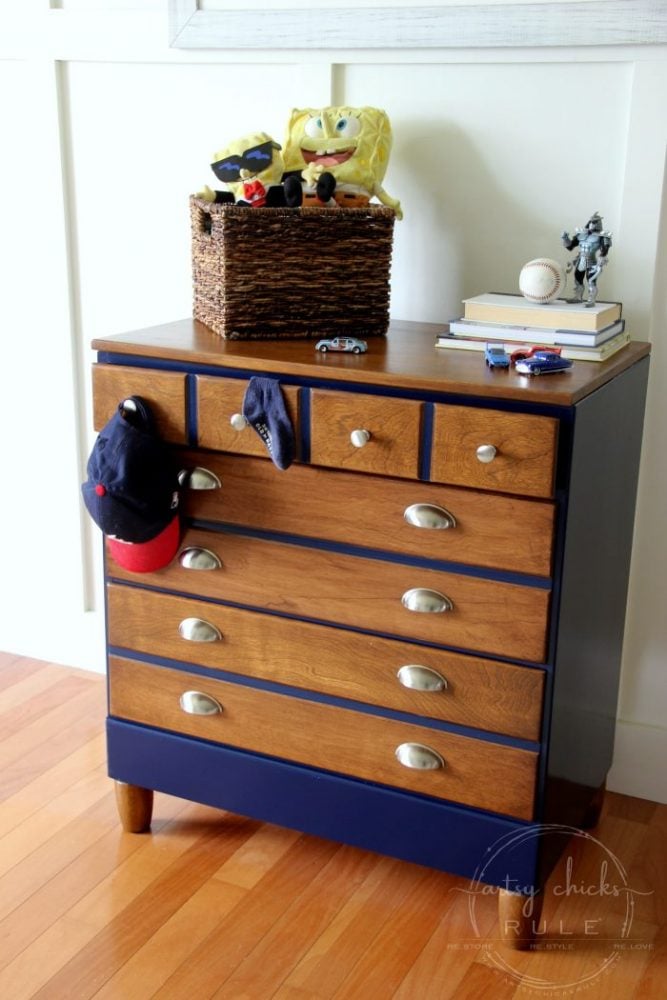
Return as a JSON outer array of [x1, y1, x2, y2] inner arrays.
[[561, 212, 612, 306]]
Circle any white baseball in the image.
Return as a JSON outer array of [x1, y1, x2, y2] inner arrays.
[[519, 258, 565, 303]]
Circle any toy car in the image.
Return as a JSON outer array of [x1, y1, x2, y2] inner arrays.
[[315, 337, 368, 354], [515, 350, 573, 376], [484, 344, 510, 368], [510, 344, 562, 364]]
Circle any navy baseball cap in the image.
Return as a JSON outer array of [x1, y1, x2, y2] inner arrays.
[[82, 396, 181, 572]]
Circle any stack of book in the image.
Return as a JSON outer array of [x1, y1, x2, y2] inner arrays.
[[436, 293, 630, 362]]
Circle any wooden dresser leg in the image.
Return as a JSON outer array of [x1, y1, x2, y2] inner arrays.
[[114, 780, 154, 833], [581, 779, 606, 829], [498, 889, 543, 950]]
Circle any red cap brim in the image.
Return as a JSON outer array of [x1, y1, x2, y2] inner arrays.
[[107, 515, 181, 573]]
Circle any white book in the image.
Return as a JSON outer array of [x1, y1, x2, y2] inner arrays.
[[435, 330, 632, 363], [462, 293, 622, 333], [448, 317, 625, 347]]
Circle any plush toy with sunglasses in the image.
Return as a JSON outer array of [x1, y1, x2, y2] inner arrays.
[[197, 131, 297, 208]]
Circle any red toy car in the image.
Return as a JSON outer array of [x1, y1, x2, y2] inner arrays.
[[510, 344, 562, 365]]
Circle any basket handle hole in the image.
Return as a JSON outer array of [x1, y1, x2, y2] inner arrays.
[[196, 208, 212, 235]]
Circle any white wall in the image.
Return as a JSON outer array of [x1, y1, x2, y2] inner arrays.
[[1, 2, 665, 802]]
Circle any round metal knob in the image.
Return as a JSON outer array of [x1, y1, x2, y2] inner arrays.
[[179, 691, 223, 716], [350, 428, 371, 448], [395, 743, 445, 770], [476, 444, 497, 464], [401, 588, 454, 613], [178, 467, 222, 490], [178, 618, 222, 643], [179, 547, 222, 571], [403, 503, 456, 530], [397, 664, 448, 692], [230, 412, 248, 431]]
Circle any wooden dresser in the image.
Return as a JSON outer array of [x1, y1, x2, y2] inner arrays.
[[91, 319, 650, 944]]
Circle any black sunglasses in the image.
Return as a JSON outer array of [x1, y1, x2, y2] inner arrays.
[[210, 140, 280, 183]]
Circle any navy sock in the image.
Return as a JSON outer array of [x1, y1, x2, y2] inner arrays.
[[242, 377, 295, 470]]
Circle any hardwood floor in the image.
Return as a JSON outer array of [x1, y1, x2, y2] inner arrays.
[[0, 652, 664, 999]]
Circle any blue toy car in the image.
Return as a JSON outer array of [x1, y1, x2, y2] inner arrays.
[[484, 344, 510, 368], [515, 350, 573, 376], [315, 336, 368, 354]]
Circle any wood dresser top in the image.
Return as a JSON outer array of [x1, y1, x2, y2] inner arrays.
[[92, 318, 651, 407]]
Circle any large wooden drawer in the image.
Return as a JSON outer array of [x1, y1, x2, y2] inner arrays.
[[196, 376, 300, 457], [310, 389, 422, 479], [108, 656, 538, 820], [107, 584, 545, 740], [92, 364, 187, 443], [181, 451, 555, 577], [107, 527, 550, 662], [431, 404, 558, 498]]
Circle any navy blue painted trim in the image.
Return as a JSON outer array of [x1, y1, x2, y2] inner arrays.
[[420, 402, 434, 481], [188, 519, 552, 590], [106, 574, 552, 671], [103, 540, 112, 707], [96, 351, 573, 419], [545, 493, 570, 667], [533, 666, 554, 821], [533, 408, 575, 815], [107, 647, 541, 752], [553, 406, 576, 494], [106, 718, 542, 886], [186, 374, 198, 446], [298, 386, 310, 464]]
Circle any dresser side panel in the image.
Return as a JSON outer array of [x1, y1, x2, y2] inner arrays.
[[544, 357, 650, 824]]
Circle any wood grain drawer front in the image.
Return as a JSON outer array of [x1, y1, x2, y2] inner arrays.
[[92, 364, 187, 443], [109, 656, 537, 820], [196, 376, 300, 457], [107, 584, 545, 740], [181, 451, 555, 578], [310, 390, 422, 479], [107, 528, 550, 662], [431, 404, 558, 498]]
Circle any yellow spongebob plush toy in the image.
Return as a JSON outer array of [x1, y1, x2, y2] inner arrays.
[[198, 131, 287, 207], [282, 106, 403, 219]]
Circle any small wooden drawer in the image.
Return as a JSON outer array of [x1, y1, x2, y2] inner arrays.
[[107, 584, 545, 740], [196, 375, 300, 457], [107, 527, 551, 662], [431, 404, 558, 498], [92, 364, 187, 443], [310, 390, 422, 479], [180, 451, 555, 577], [109, 656, 538, 820]]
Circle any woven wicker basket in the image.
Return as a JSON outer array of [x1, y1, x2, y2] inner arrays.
[[190, 198, 395, 340]]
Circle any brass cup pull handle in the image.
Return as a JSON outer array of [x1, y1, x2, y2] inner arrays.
[[179, 690, 223, 716], [401, 588, 454, 613], [230, 412, 249, 431], [395, 742, 445, 770], [397, 664, 448, 692], [179, 547, 222, 571], [403, 503, 456, 530], [178, 467, 222, 490], [476, 444, 497, 464], [350, 428, 371, 448], [178, 617, 222, 643]]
